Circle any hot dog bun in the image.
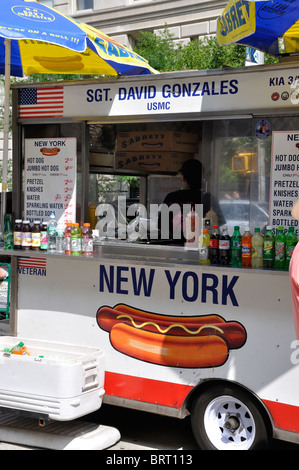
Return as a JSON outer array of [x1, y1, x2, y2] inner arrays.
[[110, 323, 229, 368]]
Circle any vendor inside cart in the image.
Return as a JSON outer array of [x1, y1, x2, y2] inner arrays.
[[158, 159, 225, 245]]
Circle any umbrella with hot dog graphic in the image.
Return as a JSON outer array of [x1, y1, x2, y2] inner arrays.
[[96, 304, 247, 368]]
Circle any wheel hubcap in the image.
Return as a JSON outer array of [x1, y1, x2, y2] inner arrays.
[[204, 395, 256, 450]]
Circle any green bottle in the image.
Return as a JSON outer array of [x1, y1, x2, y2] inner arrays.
[[275, 226, 286, 270], [3, 214, 13, 250], [286, 226, 298, 268], [70, 223, 82, 256], [263, 226, 274, 269], [231, 226, 242, 267]]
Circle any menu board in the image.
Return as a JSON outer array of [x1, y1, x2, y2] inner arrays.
[[24, 138, 77, 225], [269, 131, 299, 233]]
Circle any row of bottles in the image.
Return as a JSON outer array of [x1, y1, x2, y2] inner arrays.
[[4, 213, 93, 256], [198, 224, 298, 270]]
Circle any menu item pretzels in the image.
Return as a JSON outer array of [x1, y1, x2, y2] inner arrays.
[[96, 304, 246, 368]]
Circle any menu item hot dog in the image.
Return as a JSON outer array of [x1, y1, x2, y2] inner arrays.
[[110, 323, 229, 368], [96, 305, 246, 350], [40, 147, 60, 156]]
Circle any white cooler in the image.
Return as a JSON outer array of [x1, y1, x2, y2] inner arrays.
[[0, 337, 105, 421]]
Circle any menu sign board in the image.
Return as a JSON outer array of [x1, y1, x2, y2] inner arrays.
[[24, 138, 77, 225], [269, 131, 299, 233]]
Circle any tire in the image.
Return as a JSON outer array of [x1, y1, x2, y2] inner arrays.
[[191, 384, 269, 450]]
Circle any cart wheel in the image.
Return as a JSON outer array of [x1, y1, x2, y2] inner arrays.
[[191, 384, 269, 450]]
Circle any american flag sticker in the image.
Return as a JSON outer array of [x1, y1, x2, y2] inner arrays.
[[18, 257, 47, 276], [18, 87, 64, 119]]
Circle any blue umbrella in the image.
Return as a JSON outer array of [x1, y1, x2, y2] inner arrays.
[[217, 0, 299, 56]]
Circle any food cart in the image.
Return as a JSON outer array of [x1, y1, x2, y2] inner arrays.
[[6, 60, 299, 450]]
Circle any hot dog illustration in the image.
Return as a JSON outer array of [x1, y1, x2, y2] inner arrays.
[[40, 147, 60, 156], [34, 55, 84, 72], [96, 304, 246, 368]]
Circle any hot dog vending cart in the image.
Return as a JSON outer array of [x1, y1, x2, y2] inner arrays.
[[6, 60, 299, 450]]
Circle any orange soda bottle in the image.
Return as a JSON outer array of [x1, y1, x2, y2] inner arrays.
[[241, 227, 252, 267]]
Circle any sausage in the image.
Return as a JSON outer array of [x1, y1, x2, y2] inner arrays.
[[110, 323, 229, 368]]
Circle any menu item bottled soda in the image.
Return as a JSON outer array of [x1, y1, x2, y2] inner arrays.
[[286, 226, 298, 268], [13, 219, 22, 250], [82, 223, 93, 256], [230, 226, 242, 267], [64, 222, 72, 255], [275, 226, 286, 270], [241, 227, 252, 267], [198, 228, 210, 264], [71, 223, 82, 256], [210, 225, 220, 264], [40, 222, 48, 251], [31, 220, 41, 251], [251, 228, 263, 268], [219, 225, 230, 265], [3, 214, 13, 250], [47, 212, 57, 253], [21, 220, 32, 250], [263, 226, 274, 269]]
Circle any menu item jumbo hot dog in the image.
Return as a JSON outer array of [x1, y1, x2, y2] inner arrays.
[[96, 305, 246, 349], [110, 323, 229, 368]]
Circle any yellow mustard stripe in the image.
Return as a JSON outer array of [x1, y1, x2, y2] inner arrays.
[[116, 314, 224, 335]]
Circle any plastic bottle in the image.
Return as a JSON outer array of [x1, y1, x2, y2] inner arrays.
[[286, 226, 298, 269], [21, 220, 32, 250], [40, 222, 48, 251], [10, 342, 30, 356], [251, 228, 263, 268], [47, 212, 57, 253], [241, 227, 252, 267], [198, 228, 210, 264], [56, 224, 65, 253], [31, 220, 41, 251], [219, 225, 230, 265], [64, 222, 72, 255], [185, 209, 199, 249], [13, 219, 22, 250], [3, 214, 13, 250], [230, 226, 242, 267], [82, 223, 93, 256], [263, 226, 274, 269], [210, 225, 220, 264], [275, 226, 286, 270], [88, 201, 97, 230], [71, 223, 82, 255]]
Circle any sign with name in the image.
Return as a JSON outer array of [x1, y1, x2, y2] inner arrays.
[[24, 137, 77, 225], [269, 131, 299, 232], [17, 67, 299, 120]]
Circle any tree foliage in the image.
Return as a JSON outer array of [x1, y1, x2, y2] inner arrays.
[[134, 25, 277, 72]]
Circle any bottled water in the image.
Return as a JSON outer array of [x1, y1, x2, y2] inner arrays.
[[47, 212, 57, 252], [56, 225, 65, 253]]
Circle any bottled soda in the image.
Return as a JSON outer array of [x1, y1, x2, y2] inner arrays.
[[286, 226, 298, 269], [82, 223, 93, 256], [40, 222, 48, 251], [263, 226, 274, 269], [21, 220, 32, 250], [56, 225, 65, 253], [71, 223, 82, 256], [219, 225, 230, 265], [210, 225, 220, 264], [230, 226, 242, 268], [241, 227, 252, 267], [3, 214, 13, 250], [198, 228, 210, 264], [31, 220, 41, 251], [13, 219, 22, 250], [64, 222, 72, 255], [47, 212, 57, 253], [275, 226, 286, 270], [251, 228, 263, 268]]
